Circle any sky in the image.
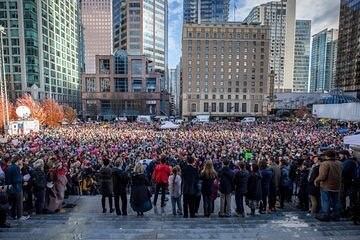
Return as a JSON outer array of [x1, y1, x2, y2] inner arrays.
[[168, 0, 340, 69]]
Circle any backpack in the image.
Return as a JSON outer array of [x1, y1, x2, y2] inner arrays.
[[281, 166, 292, 188], [32, 170, 47, 189]]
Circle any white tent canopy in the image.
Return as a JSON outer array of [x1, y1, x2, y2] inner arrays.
[[344, 134, 360, 146], [159, 121, 180, 130]]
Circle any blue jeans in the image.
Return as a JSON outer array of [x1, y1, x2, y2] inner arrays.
[[171, 196, 182, 215], [320, 190, 340, 217]]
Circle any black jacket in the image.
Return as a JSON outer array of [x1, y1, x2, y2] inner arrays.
[[234, 170, 249, 194], [182, 164, 199, 195], [219, 166, 234, 194], [130, 173, 151, 211], [98, 166, 113, 196], [247, 171, 262, 201], [112, 167, 129, 195], [31, 168, 47, 190], [200, 174, 215, 196], [308, 164, 320, 196]]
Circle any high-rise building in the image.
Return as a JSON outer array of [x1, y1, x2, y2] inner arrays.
[[169, 64, 180, 115], [183, 0, 230, 24], [81, 0, 113, 74], [244, 0, 296, 92], [336, 0, 360, 98], [181, 23, 270, 119], [310, 29, 338, 93], [0, 0, 82, 108], [293, 20, 311, 92], [112, 0, 168, 72]]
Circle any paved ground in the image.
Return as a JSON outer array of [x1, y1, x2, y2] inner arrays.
[[0, 195, 359, 240]]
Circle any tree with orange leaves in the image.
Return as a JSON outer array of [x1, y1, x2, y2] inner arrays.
[[63, 105, 77, 123], [41, 98, 64, 127], [16, 94, 46, 123]]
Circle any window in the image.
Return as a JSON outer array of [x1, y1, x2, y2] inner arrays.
[[203, 102, 209, 112], [99, 59, 110, 74], [114, 51, 128, 74], [132, 79, 142, 92], [115, 78, 128, 92], [227, 103, 232, 112], [211, 103, 216, 112], [131, 60, 143, 75], [100, 78, 110, 92], [146, 78, 156, 92], [234, 103, 239, 112], [242, 103, 247, 112], [191, 103, 197, 112], [219, 103, 224, 112], [254, 104, 259, 113], [85, 77, 96, 92]]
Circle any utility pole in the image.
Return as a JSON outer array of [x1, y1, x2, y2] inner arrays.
[[0, 25, 9, 135]]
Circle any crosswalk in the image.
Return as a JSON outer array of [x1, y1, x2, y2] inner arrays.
[[0, 196, 359, 240]]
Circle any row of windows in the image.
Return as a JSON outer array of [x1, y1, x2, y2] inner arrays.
[[190, 102, 260, 113], [85, 77, 157, 93]]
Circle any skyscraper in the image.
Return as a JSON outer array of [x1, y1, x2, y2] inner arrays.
[[293, 20, 311, 92], [336, 0, 360, 98], [183, 0, 230, 24], [0, 0, 82, 108], [81, 0, 113, 74], [310, 29, 338, 93], [244, 0, 296, 93], [112, 0, 168, 72]]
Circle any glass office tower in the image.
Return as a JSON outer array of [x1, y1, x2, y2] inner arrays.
[[183, 0, 230, 24], [293, 20, 311, 92], [0, 0, 82, 109]]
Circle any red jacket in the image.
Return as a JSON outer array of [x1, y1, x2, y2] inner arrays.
[[152, 163, 171, 184]]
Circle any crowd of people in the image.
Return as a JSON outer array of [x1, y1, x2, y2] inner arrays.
[[0, 120, 359, 228]]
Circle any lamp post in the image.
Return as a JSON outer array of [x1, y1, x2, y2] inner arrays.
[[0, 25, 9, 135]]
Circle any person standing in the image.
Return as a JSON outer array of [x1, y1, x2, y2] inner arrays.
[[182, 156, 199, 218], [31, 159, 47, 214], [5, 156, 29, 220], [308, 155, 321, 215], [200, 160, 217, 217], [112, 159, 129, 216], [233, 161, 249, 217], [246, 163, 262, 216], [259, 160, 273, 214], [99, 159, 113, 213], [279, 159, 292, 209], [130, 163, 152, 216], [152, 156, 171, 210], [168, 166, 182, 216], [0, 164, 10, 228], [315, 150, 342, 221], [268, 159, 280, 212], [218, 160, 234, 217]]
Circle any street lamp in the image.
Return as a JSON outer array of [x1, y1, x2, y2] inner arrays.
[[0, 25, 9, 135]]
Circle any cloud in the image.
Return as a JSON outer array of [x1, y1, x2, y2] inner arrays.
[[167, 0, 340, 68], [230, 0, 340, 34]]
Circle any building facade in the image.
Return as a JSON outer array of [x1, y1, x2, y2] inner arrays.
[[183, 0, 230, 24], [310, 29, 338, 93], [81, 0, 112, 74], [181, 23, 270, 119], [112, 0, 168, 72], [82, 50, 168, 120], [336, 0, 360, 98], [0, 0, 82, 109], [244, 0, 296, 93], [169, 64, 180, 115], [293, 20, 311, 92]]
